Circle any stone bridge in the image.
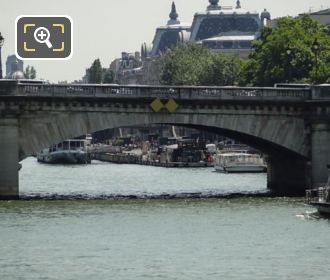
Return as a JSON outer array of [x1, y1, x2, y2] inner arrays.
[[1, 81, 330, 198]]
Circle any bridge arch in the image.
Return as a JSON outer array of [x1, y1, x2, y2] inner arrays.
[[19, 111, 308, 159], [16, 110, 309, 196]]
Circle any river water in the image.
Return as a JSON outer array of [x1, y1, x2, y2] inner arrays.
[[0, 158, 329, 280]]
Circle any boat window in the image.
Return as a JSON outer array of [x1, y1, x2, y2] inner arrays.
[[223, 41, 233, 49], [203, 41, 218, 49], [63, 141, 70, 150], [239, 41, 251, 49]]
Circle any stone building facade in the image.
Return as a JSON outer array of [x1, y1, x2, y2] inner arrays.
[[112, 0, 271, 85], [5, 55, 24, 78], [308, 9, 330, 33]]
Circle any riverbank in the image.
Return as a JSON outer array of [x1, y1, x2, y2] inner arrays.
[[93, 153, 213, 168], [19, 190, 278, 200]]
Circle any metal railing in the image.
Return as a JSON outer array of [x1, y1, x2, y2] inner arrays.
[[306, 186, 330, 204], [311, 85, 330, 100], [0, 82, 313, 101]]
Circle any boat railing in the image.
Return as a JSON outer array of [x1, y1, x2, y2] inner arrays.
[[306, 186, 330, 204], [56, 146, 86, 151], [223, 155, 264, 165]]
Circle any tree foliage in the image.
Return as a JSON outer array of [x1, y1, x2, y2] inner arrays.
[[30, 66, 36, 79], [203, 54, 244, 86], [24, 65, 37, 79], [243, 15, 330, 86], [160, 44, 242, 86], [24, 66, 30, 79], [88, 58, 103, 84], [161, 44, 211, 85], [88, 59, 115, 84], [103, 69, 115, 84]]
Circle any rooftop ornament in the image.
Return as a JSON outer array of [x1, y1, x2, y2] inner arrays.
[[261, 8, 271, 26], [0, 32, 4, 47], [207, 0, 221, 11], [0, 32, 4, 79], [168, 2, 180, 25]]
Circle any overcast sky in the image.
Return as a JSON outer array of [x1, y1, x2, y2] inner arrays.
[[0, 0, 329, 82]]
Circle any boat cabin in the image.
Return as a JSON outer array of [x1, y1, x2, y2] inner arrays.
[[50, 139, 88, 152]]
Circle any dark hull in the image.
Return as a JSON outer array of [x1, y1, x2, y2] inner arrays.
[[215, 164, 267, 173], [310, 202, 330, 215], [37, 151, 91, 164]]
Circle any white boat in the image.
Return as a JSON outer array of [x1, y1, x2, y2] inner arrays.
[[214, 152, 267, 173], [37, 139, 91, 164], [306, 170, 330, 215]]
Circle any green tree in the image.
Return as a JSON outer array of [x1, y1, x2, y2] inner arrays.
[[203, 53, 243, 86], [24, 66, 30, 79], [243, 15, 330, 86], [88, 58, 103, 84], [24, 65, 37, 79], [103, 69, 115, 84], [160, 44, 242, 86], [30, 66, 36, 79], [161, 44, 213, 85]]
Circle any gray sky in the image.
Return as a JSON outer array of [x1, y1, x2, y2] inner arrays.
[[1, 0, 329, 82]]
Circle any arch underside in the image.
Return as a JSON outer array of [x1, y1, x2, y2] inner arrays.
[[18, 111, 309, 161]]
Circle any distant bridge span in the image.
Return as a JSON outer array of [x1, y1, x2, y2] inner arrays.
[[1, 81, 330, 198]]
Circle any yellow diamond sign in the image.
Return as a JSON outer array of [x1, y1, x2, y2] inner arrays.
[[150, 98, 164, 112], [165, 98, 179, 113]]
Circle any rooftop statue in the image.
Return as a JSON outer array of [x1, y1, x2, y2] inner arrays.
[[208, 0, 221, 11]]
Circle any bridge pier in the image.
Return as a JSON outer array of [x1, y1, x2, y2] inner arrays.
[[311, 123, 330, 187], [0, 119, 19, 200], [267, 155, 307, 196]]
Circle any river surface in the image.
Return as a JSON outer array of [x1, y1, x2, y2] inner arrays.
[[0, 158, 329, 280]]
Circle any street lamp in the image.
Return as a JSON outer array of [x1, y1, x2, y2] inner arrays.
[[312, 38, 321, 82], [0, 32, 4, 79], [285, 45, 292, 83], [286, 47, 292, 56]]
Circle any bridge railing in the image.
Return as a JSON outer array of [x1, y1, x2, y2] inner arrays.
[[0, 82, 312, 101], [311, 85, 330, 100]]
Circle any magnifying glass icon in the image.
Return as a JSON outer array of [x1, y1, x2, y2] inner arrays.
[[34, 27, 53, 49]]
